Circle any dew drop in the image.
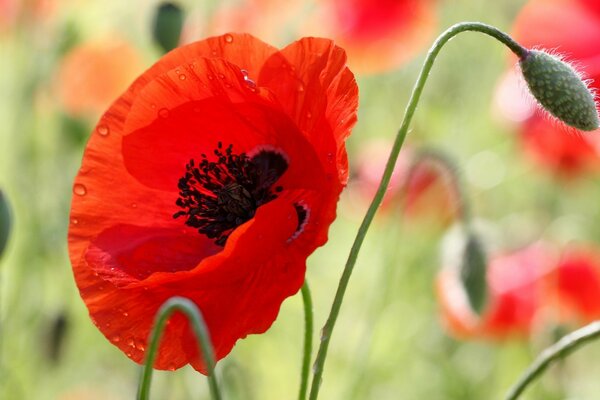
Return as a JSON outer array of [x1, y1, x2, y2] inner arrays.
[[298, 83, 305, 92], [73, 183, 87, 196], [218, 73, 225, 79], [131, 202, 138, 208], [97, 125, 109, 136], [178, 74, 186, 81], [158, 108, 169, 118], [112, 336, 121, 343], [240, 69, 249, 77], [208, 74, 214, 80], [70, 218, 79, 225], [224, 34, 233, 43], [123, 311, 129, 317], [127, 338, 135, 347], [245, 78, 257, 89], [306, 112, 312, 119], [136, 342, 146, 351]]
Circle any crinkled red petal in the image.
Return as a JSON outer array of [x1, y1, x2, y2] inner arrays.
[[69, 33, 358, 372]]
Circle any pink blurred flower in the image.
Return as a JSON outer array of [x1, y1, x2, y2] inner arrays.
[[437, 243, 554, 340], [349, 140, 455, 223]]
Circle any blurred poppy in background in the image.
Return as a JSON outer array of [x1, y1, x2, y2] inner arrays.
[[69, 33, 357, 372], [437, 243, 554, 340], [496, 0, 600, 178], [349, 140, 456, 224], [56, 37, 145, 119], [307, 0, 438, 73], [544, 245, 600, 324]]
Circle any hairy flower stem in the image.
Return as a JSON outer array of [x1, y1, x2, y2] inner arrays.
[[307, 22, 527, 400], [505, 321, 600, 399], [137, 297, 221, 400], [298, 282, 314, 400]]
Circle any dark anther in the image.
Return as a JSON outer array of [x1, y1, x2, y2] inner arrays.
[[174, 144, 288, 246]]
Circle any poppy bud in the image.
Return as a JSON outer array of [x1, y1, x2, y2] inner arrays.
[[0, 190, 11, 258], [152, 2, 184, 53], [460, 233, 488, 314], [519, 50, 599, 131]]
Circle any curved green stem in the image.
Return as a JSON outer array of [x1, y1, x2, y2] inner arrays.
[[298, 282, 314, 400], [307, 22, 527, 400], [137, 297, 222, 400], [505, 321, 600, 400]]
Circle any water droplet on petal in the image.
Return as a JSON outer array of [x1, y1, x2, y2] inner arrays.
[[112, 336, 121, 343], [97, 125, 109, 136], [208, 74, 214, 80], [127, 338, 135, 347], [73, 184, 87, 196], [158, 108, 169, 118], [123, 311, 129, 317], [245, 78, 257, 89], [298, 83, 305, 92], [131, 202, 138, 208], [240, 69, 249, 77], [70, 218, 79, 225], [224, 34, 233, 43], [306, 112, 312, 119], [178, 74, 186, 81], [218, 73, 225, 79]]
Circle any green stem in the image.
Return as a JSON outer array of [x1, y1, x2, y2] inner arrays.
[[307, 22, 527, 400], [505, 321, 600, 400], [136, 297, 222, 400], [298, 282, 314, 400]]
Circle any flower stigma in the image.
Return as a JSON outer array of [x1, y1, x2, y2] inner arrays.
[[174, 142, 288, 246]]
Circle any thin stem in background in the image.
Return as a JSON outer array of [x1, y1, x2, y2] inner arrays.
[[298, 281, 314, 400], [137, 297, 222, 400], [307, 22, 527, 400], [505, 321, 600, 400]]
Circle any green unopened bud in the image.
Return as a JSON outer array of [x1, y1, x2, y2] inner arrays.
[[152, 2, 184, 54], [0, 190, 11, 258], [460, 233, 488, 314], [520, 50, 599, 131]]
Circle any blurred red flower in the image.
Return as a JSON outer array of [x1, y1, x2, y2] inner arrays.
[[69, 33, 357, 372], [544, 246, 600, 323], [308, 0, 437, 73], [499, 0, 600, 177], [350, 140, 455, 224], [56, 37, 145, 118], [437, 243, 553, 339]]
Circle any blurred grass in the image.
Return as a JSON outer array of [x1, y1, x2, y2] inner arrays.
[[2, 0, 600, 399]]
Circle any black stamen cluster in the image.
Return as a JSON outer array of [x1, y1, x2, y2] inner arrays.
[[174, 142, 288, 246]]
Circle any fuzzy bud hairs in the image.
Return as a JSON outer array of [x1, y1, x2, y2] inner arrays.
[[519, 49, 599, 131]]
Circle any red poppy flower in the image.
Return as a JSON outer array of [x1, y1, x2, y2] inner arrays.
[[68, 33, 358, 372], [500, 0, 600, 177], [437, 243, 553, 339], [544, 246, 600, 323]]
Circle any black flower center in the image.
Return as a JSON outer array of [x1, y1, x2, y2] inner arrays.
[[174, 143, 288, 246]]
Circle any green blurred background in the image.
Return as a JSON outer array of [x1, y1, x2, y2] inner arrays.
[[2, 0, 600, 399]]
